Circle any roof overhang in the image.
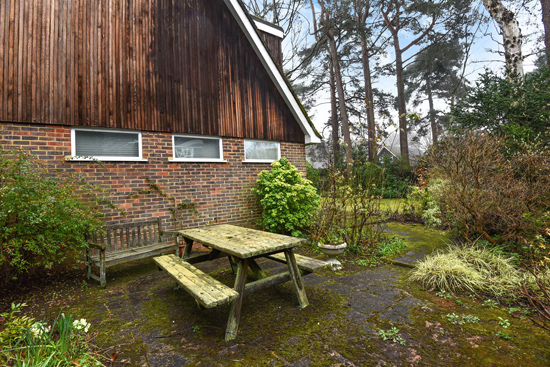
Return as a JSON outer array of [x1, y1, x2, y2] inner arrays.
[[222, 0, 321, 144], [251, 16, 284, 38]]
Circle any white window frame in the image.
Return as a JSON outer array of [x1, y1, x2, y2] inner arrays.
[[69, 128, 145, 162], [243, 139, 281, 163], [171, 134, 225, 163]]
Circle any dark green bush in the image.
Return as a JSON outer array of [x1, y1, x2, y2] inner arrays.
[[452, 67, 550, 150], [0, 149, 106, 283], [253, 158, 320, 237]]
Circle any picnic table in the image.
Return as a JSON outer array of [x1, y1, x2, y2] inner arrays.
[[154, 224, 328, 341]]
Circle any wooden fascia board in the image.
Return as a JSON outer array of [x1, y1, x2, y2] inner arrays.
[[222, 0, 321, 144]]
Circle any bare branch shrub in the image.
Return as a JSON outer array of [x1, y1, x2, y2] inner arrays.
[[427, 132, 550, 253]]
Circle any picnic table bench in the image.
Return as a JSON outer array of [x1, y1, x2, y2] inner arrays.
[[154, 224, 329, 341], [86, 218, 175, 287]]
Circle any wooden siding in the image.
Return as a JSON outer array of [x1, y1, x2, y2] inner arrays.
[[0, 0, 304, 143], [259, 31, 283, 67]]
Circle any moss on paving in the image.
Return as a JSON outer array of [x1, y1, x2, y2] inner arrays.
[[2, 222, 549, 366]]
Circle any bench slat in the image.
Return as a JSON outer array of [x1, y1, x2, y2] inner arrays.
[[154, 255, 239, 309], [90, 243, 174, 267], [266, 253, 329, 273]]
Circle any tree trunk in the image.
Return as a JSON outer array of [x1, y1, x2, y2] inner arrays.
[[425, 75, 438, 144], [542, 0, 550, 65], [393, 38, 410, 165], [329, 61, 340, 159], [360, 36, 376, 162], [327, 35, 354, 165], [483, 0, 524, 79]]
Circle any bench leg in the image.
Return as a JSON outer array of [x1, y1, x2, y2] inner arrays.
[[99, 250, 106, 288], [86, 249, 92, 280], [225, 259, 248, 341], [284, 249, 309, 309]]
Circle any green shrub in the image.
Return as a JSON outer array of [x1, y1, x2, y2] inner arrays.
[[410, 243, 523, 298], [0, 303, 101, 366], [253, 158, 320, 237], [0, 149, 106, 283]]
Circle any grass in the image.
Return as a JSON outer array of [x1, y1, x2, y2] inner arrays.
[[409, 242, 523, 298]]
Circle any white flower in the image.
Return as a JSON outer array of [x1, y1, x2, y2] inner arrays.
[[72, 318, 91, 333], [30, 322, 51, 338]]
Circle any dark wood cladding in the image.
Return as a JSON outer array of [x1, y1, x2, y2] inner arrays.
[[0, 0, 304, 143], [259, 31, 283, 67]]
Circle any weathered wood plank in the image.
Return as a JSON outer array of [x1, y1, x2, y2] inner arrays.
[[177, 225, 305, 259], [154, 254, 239, 309], [284, 248, 309, 309], [266, 253, 329, 273], [225, 258, 248, 341], [89, 242, 174, 267]]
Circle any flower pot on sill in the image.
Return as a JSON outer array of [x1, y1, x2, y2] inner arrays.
[[318, 242, 347, 270]]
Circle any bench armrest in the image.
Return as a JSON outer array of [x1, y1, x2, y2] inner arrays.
[[163, 230, 182, 236], [88, 241, 106, 250]]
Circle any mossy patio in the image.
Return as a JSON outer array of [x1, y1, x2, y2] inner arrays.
[[1, 223, 549, 366]]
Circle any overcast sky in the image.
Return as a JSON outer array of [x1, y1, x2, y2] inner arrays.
[[281, 1, 545, 152]]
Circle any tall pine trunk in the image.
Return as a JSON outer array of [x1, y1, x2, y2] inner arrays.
[[393, 37, 410, 165], [360, 36, 376, 162], [329, 61, 340, 159], [541, 0, 550, 65], [327, 34, 354, 165], [425, 75, 438, 144]]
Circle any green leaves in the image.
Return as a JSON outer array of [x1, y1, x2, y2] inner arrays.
[[253, 158, 320, 236], [0, 149, 106, 283]]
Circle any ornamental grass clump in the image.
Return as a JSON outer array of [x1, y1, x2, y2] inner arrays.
[[410, 242, 522, 298], [253, 158, 320, 237]]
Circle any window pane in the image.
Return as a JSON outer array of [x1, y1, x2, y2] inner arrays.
[[244, 140, 279, 160], [75, 130, 140, 158], [174, 136, 220, 159]]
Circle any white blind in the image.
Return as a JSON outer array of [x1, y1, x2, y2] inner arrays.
[[174, 136, 220, 159], [244, 140, 279, 160], [75, 130, 140, 158]]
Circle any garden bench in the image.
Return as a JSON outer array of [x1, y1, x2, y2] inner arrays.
[[154, 254, 239, 308], [86, 218, 174, 287]]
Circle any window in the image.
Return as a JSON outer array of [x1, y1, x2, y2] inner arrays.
[[71, 128, 143, 161], [244, 139, 280, 162], [172, 135, 224, 162]]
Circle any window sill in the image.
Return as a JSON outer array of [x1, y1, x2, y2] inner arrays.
[[169, 158, 228, 163], [65, 156, 148, 162], [242, 160, 277, 164]]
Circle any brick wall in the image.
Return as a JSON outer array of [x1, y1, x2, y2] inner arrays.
[[0, 122, 307, 231]]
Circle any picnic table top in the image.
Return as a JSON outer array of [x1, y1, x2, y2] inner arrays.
[[174, 224, 306, 259]]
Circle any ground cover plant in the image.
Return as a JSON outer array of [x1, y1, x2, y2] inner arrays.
[[253, 157, 320, 237], [0, 149, 107, 285]]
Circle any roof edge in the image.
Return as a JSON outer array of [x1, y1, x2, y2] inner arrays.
[[223, 0, 322, 144]]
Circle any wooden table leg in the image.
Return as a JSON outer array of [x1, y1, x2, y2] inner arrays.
[[225, 258, 249, 341], [248, 259, 268, 280], [284, 249, 309, 309], [182, 237, 193, 259]]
